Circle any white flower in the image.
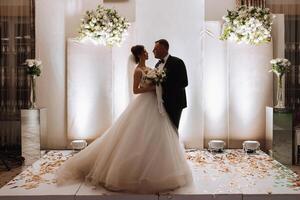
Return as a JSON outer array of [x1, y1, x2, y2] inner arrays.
[[25, 59, 42, 67], [270, 58, 291, 75], [145, 68, 167, 85], [78, 4, 130, 46], [220, 5, 273, 45], [34, 60, 42, 67], [25, 59, 35, 67], [24, 59, 43, 76]]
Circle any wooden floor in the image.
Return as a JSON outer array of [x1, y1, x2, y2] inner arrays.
[[0, 150, 47, 188]]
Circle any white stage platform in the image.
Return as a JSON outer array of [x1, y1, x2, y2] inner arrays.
[[0, 150, 300, 200]]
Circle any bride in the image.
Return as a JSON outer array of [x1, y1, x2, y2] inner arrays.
[[56, 45, 192, 194]]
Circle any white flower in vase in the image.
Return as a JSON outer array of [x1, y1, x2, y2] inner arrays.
[[269, 58, 291, 109], [24, 59, 42, 109]]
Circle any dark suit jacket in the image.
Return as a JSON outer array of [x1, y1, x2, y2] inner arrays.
[[160, 55, 188, 111]]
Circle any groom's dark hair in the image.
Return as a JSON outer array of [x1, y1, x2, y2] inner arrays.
[[156, 39, 169, 51]]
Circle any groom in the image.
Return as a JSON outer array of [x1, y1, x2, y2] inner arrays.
[[153, 39, 188, 130]]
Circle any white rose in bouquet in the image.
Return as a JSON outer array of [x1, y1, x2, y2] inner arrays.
[[145, 68, 167, 86]]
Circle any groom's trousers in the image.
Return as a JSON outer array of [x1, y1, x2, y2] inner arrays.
[[165, 107, 182, 132]]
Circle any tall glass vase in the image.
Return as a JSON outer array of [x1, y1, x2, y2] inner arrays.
[[275, 74, 285, 109], [29, 75, 36, 109]]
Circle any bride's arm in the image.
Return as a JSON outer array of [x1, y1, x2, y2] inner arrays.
[[133, 70, 156, 94]]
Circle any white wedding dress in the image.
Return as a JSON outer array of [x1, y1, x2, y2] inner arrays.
[[56, 67, 192, 194]]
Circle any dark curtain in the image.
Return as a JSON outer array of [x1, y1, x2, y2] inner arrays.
[[0, 0, 35, 153], [236, 0, 266, 8]]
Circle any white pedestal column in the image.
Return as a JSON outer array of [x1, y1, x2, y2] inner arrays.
[[265, 106, 273, 153], [21, 108, 47, 165]]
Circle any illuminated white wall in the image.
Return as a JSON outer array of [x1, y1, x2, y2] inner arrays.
[[203, 1, 275, 148], [205, 0, 235, 20], [111, 25, 137, 119], [203, 22, 273, 148], [36, 0, 106, 148], [67, 25, 137, 140], [37, 0, 205, 148], [135, 0, 205, 148], [36, 0, 135, 148], [103, 0, 135, 22], [228, 41, 273, 148], [67, 0, 204, 147], [203, 22, 228, 147], [37, 0, 275, 149], [36, 0, 68, 149], [67, 39, 113, 140]]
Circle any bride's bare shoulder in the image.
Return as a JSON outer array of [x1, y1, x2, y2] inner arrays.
[[134, 66, 141, 71], [134, 67, 143, 75], [134, 66, 152, 75]]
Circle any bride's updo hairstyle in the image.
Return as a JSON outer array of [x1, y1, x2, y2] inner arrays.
[[131, 45, 144, 64]]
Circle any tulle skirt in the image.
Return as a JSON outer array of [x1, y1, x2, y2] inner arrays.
[[56, 92, 192, 194]]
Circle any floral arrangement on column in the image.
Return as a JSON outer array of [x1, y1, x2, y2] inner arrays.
[[220, 5, 274, 45], [78, 4, 130, 47], [269, 58, 291, 109], [24, 59, 42, 109]]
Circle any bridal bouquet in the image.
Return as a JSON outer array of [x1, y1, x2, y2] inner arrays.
[[220, 5, 274, 45], [24, 59, 42, 76], [145, 68, 167, 86], [78, 4, 130, 46], [269, 58, 291, 77]]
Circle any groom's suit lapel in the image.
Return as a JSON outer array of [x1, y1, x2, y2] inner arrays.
[[164, 55, 172, 71]]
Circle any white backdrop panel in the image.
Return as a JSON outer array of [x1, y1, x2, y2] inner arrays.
[[228, 42, 273, 148], [135, 0, 205, 148], [203, 21, 228, 148], [36, 0, 68, 149], [67, 39, 113, 140], [111, 24, 137, 120], [36, 0, 134, 148]]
